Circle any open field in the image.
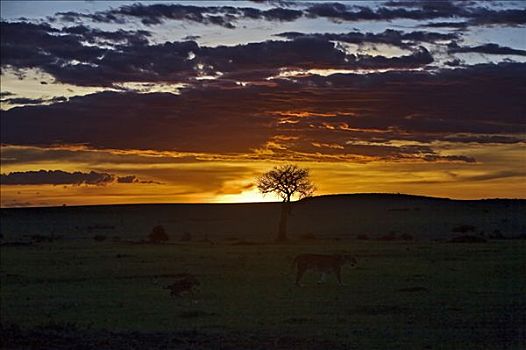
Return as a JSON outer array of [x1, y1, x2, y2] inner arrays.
[[1, 195, 525, 242], [1, 238, 525, 349]]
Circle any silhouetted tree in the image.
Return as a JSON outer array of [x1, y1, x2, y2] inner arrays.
[[257, 164, 315, 242], [148, 225, 169, 243]]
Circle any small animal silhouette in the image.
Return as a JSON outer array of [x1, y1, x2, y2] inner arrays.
[[165, 275, 200, 297], [292, 254, 358, 286]]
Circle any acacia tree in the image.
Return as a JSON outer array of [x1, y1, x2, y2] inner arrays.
[[257, 164, 315, 242]]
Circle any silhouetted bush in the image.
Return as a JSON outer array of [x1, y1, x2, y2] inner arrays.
[[299, 233, 317, 240], [87, 224, 115, 231], [165, 275, 200, 297], [178, 310, 216, 319], [400, 233, 414, 241], [198, 234, 213, 243], [490, 229, 504, 239], [448, 235, 487, 243], [148, 225, 169, 243], [452, 224, 476, 233], [378, 233, 397, 241], [93, 235, 107, 242], [180, 232, 192, 242], [356, 234, 369, 240], [29, 234, 63, 243], [231, 240, 260, 246]]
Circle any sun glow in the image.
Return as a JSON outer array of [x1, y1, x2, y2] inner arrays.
[[213, 188, 278, 203]]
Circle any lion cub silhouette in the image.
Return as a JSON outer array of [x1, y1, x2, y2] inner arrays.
[[292, 254, 357, 286], [165, 275, 200, 297]]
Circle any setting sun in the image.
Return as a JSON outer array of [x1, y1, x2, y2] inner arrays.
[[213, 188, 278, 203]]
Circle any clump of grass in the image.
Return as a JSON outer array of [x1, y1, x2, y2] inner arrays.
[[452, 224, 477, 233], [178, 310, 216, 319]]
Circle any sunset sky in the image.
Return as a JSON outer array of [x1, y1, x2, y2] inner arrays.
[[1, 0, 525, 207]]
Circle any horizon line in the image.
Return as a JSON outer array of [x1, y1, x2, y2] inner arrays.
[[2, 192, 525, 209]]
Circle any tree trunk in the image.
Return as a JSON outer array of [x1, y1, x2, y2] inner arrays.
[[276, 201, 290, 242]]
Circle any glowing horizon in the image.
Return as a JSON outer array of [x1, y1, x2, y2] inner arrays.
[[1, 1, 525, 207]]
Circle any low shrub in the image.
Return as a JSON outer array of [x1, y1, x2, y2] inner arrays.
[[29, 234, 63, 243], [299, 233, 317, 240], [180, 232, 192, 242], [448, 235, 487, 243], [490, 229, 504, 239], [452, 224, 477, 233], [400, 233, 414, 241], [378, 233, 397, 241], [148, 225, 169, 243]]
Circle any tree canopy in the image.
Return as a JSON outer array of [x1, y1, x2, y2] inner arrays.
[[257, 164, 315, 202]]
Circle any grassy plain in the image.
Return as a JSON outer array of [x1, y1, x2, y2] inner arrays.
[[1, 239, 525, 349]]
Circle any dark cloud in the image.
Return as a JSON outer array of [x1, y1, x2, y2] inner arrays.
[[2, 63, 524, 163], [1, 21, 105, 70], [1, 96, 67, 106], [1, 170, 114, 185], [467, 8, 526, 27], [1, 170, 156, 186], [351, 46, 434, 69], [306, 2, 459, 22], [49, 2, 526, 29], [116, 174, 162, 184], [421, 21, 468, 29], [448, 42, 526, 56], [444, 58, 463, 67], [0, 21, 153, 88], [117, 175, 138, 183], [312, 2, 526, 27], [1, 21, 197, 86], [275, 29, 458, 49], [0, 90, 274, 153], [296, 62, 525, 133], [262, 7, 302, 21], [0, 91, 15, 98], [198, 38, 434, 75], [1, 97, 47, 105], [442, 134, 524, 144], [262, 137, 476, 163], [380, 1, 526, 27], [0, 146, 200, 166], [182, 35, 201, 41], [462, 170, 525, 182], [61, 25, 151, 45], [54, 3, 302, 28], [199, 37, 346, 72], [1, 23, 436, 86]]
